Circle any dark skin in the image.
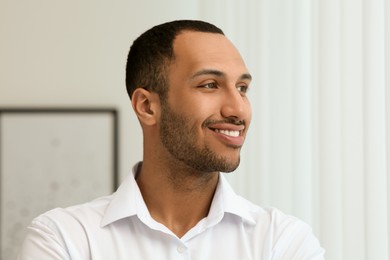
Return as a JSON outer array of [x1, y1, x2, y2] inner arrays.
[[131, 31, 252, 238]]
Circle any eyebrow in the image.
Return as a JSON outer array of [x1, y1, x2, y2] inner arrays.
[[190, 69, 224, 79], [239, 73, 252, 81], [190, 69, 252, 81]]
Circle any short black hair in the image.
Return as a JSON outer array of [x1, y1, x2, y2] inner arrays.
[[125, 20, 224, 100]]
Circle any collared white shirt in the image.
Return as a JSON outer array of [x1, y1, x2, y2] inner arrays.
[[18, 163, 325, 259]]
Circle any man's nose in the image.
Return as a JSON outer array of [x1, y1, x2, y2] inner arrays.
[[220, 87, 251, 120]]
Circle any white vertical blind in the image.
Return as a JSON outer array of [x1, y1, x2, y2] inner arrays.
[[363, 0, 388, 259], [317, 0, 344, 257], [386, 0, 390, 258], [199, 0, 390, 259], [339, 0, 365, 259]]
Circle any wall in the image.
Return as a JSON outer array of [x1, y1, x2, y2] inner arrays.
[[0, 0, 199, 182]]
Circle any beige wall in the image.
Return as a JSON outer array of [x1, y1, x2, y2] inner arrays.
[[0, 0, 198, 181]]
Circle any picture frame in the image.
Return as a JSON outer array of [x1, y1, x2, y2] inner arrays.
[[0, 108, 119, 259]]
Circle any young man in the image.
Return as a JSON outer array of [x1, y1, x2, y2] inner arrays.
[[19, 20, 325, 259]]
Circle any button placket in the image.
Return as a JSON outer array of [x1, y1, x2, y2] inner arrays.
[[177, 244, 187, 254]]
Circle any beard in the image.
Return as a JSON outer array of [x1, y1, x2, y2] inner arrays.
[[159, 100, 241, 173]]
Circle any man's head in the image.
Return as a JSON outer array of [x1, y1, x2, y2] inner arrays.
[[126, 20, 224, 100], [128, 20, 252, 173]]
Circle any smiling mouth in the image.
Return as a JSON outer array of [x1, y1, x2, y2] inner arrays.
[[205, 119, 246, 142], [213, 129, 240, 137], [209, 127, 245, 147]]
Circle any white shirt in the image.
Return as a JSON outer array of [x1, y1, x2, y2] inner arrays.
[[18, 163, 325, 260]]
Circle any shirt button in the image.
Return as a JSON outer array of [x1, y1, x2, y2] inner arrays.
[[177, 245, 186, 254]]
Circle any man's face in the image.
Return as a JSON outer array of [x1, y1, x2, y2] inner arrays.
[[159, 31, 252, 173]]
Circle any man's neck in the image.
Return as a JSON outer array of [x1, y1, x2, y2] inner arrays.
[[135, 161, 219, 238]]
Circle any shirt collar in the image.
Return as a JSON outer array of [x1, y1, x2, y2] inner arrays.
[[101, 162, 256, 227], [101, 163, 144, 227], [212, 173, 256, 225]]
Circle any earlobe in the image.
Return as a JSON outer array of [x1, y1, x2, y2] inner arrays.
[[131, 88, 160, 126]]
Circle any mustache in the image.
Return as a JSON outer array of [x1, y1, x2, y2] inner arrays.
[[203, 117, 245, 128]]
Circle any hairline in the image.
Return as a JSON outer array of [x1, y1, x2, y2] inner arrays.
[[159, 30, 226, 100]]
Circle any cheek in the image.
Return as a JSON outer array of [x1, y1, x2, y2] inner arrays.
[[246, 101, 252, 120], [172, 93, 217, 118]]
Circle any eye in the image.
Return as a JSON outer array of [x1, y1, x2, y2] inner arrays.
[[237, 85, 249, 94], [199, 82, 218, 89]]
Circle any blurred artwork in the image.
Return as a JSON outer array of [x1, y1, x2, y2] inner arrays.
[[0, 109, 118, 260]]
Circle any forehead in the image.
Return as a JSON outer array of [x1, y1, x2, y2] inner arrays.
[[170, 31, 248, 75]]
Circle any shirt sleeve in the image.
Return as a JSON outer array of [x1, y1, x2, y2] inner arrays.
[[271, 211, 325, 260], [271, 209, 325, 260], [17, 217, 70, 260], [279, 226, 325, 260]]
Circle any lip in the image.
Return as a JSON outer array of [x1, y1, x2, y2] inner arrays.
[[210, 129, 244, 147], [208, 123, 245, 147], [207, 123, 245, 132]]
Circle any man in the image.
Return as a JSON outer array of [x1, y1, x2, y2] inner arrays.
[[19, 20, 324, 259]]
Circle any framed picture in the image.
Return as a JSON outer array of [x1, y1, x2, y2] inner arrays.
[[0, 108, 118, 259]]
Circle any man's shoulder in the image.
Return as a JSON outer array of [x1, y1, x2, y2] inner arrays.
[[234, 195, 312, 231], [34, 194, 113, 228], [233, 198, 324, 258]]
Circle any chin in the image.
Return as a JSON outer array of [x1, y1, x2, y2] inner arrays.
[[218, 158, 240, 173]]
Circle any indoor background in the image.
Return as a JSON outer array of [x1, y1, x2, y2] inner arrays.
[[1, 0, 389, 259]]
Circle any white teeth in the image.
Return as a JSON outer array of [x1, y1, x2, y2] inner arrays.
[[215, 129, 240, 137]]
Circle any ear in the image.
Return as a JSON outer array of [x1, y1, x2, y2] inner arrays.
[[131, 88, 160, 126]]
